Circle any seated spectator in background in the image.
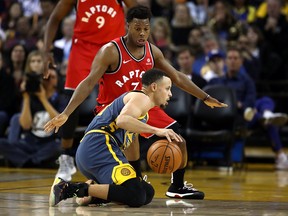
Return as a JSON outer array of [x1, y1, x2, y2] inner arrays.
[[53, 16, 75, 65], [170, 3, 195, 50], [207, 0, 239, 50], [0, 52, 17, 137], [150, 17, 174, 63], [176, 46, 207, 89], [186, 0, 209, 25], [1, 2, 23, 40], [231, 0, 257, 25], [209, 47, 288, 170], [236, 34, 261, 81], [187, 27, 205, 58], [256, 0, 288, 18], [5, 43, 28, 113], [192, 34, 221, 76], [200, 49, 225, 82], [3, 16, 37, 54], [0, 51, 63, 167], [150, 0, 174, 22], [256, 0, 288, 80]]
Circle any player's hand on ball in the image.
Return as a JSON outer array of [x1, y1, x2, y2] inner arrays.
[[44, 113, 68, 133], [155, 129, 182, 143]]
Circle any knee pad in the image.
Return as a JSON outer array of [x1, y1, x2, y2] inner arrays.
[[122, 178, 147, 207], [141, 180, 155, 205]]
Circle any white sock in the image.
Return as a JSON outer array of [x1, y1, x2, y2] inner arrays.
[[263, 110, 274, 119]]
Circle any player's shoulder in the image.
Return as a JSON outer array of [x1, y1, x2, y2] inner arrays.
[[99, 41, 119, 56], [125, 91, 150, 103]]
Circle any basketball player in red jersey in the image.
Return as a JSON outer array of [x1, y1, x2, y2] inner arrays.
[[43, 0, 137, 182], [46, 6, 227, 200]]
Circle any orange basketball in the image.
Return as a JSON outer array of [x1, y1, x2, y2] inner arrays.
[[147, 139, 182, 174]]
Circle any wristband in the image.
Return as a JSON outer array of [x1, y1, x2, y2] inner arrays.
[[203, 94, 210, 102]]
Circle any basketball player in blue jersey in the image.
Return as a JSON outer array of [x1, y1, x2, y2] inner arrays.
[[45, 69, 183, 207]]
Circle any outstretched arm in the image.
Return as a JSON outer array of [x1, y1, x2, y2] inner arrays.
[[44, 43, 119, 133], [152, 45, 227, 108]]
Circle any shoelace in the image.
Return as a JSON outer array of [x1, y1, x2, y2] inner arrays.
[[60, 182, 78, 200], [142, 175, 150, 184], [183, 181, 197, 191]]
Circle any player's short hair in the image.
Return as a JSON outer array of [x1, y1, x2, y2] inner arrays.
[[142, 69, 169, 86], [126, 5, 152, 23]]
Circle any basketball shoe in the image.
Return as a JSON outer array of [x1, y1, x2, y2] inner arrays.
[[49, 177, 88, 207], [276, 152, 288, 170], [166, 181, 205, 199], [55, 154, 77, 181]]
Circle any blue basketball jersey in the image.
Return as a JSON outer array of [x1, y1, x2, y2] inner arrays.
[[85, 91, 148, 150]]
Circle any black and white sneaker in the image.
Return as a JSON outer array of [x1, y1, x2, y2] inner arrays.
[[165, 181, 205, 199], [49, 177, 88, 207]]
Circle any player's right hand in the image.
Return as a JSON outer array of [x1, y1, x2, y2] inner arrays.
[[43, 52, 56, 79], [155, 129, 183, 143], [44, 113, 68, 133]]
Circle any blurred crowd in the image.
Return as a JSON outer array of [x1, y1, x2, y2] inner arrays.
[[0, 0, 288, 168]]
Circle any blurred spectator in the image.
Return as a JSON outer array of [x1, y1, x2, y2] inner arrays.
[[256, 0, 288, 18], [31, 0, 58, 39], [18, 0, 42, 17], [170, 3, 195, 48], [0, 51, 17, 137], [245, 24, 282, 80], [1, 2, 23, 39], [236, 33, 261, 81], [176, 46, 207, 89], [209, 47, 288, 170], [192, 34, 220, 76], [151, 17, 174, 62], [0, 50, 63, 168], [150, 0, 174, 21], [256, 0, 288, 80], [186, 0, 209, 25], [5, 43, 27, 88], [231, 0, 257, 25], [3, 16, 37, 54], [53, 16, 75, 65], [200, 49, 225, 82], [187, 27, 204, 57], [208, 0, 239, 49]]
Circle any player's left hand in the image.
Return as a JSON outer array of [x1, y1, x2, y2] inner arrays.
[[204, 96, 228, 108]]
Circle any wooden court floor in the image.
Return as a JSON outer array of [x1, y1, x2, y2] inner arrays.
[[0, 164, 288, 216]]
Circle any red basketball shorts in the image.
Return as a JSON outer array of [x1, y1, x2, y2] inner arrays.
[[65, 38, 103, 90], [141, 106, 176, 138]]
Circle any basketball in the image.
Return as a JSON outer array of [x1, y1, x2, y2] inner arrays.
[[147, 139, 182, 174]]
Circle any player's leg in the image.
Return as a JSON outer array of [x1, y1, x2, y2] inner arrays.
[[56, 90, 78, 181], [124, 134, 143, 177], [50, 132, 154, 207], [55, 40, 101, 181], [141, 107, 205, 199]]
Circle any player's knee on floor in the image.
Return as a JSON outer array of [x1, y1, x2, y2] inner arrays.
[[121, 178, 149, 207], [142, 180, 155, 205]]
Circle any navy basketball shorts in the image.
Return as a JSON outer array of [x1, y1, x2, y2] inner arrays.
[[76, 131, 136, 185]]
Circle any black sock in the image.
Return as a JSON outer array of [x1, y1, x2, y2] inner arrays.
[[171, 168, 185, 188], [129, 159, 142, 178], [62, 148, 75, 157], [74, 183, 89, 197]]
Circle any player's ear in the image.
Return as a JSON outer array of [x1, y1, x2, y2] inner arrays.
[[151, 82, 157, 92]]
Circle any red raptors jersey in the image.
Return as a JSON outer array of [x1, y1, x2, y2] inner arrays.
[[74, 0, 126, 44], [97, 37, 154, 106]]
